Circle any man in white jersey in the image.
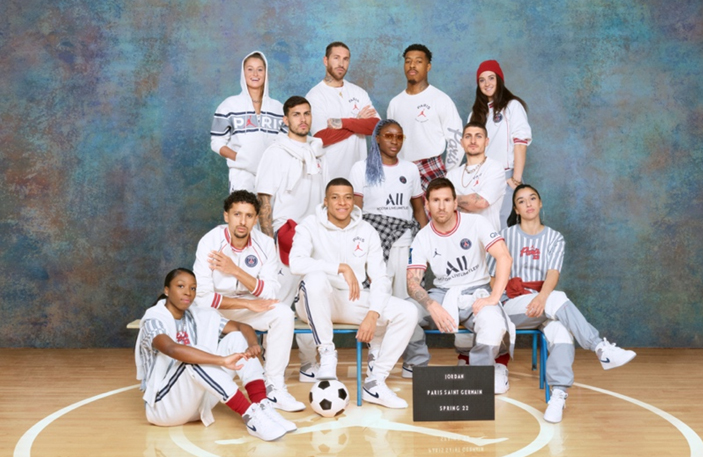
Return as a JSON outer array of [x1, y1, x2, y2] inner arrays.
[[447, 122, 507, 361], [306, 42, 380, 180], [290, 178, 418, 408], [404, 178, 514, 394], [387, 44, 463, 189], [256, 95, 326, 382], [193, 190, 304, 412]]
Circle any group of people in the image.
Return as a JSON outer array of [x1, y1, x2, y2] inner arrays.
[[134, 42, 637, 442]]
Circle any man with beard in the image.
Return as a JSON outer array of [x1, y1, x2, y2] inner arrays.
[[306, 42, 380, 180]]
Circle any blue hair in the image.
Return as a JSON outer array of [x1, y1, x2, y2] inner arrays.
[[365, 119, 402, 187]]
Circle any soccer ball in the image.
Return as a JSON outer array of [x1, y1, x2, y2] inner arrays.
[[309, 380, 350, 417]]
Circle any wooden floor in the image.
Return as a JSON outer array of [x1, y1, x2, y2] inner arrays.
[[2, 348, 702, 457]]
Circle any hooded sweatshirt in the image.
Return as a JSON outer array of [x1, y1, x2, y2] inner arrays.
[[210, 51, 285, 174], [289, 204, 392, 314]]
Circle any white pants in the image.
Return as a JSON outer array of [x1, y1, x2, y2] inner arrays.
[[387, 243, 411, 299], [218, 302, 294, 386], [296, 271, 418, 382], [145, 332, 263, 426], [228, 168, 256, 193]]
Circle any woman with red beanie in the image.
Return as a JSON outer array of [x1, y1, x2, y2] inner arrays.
[[468, 60, 532, 230]]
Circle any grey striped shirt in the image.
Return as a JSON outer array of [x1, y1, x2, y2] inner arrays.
[[488, 225, 565, 281]]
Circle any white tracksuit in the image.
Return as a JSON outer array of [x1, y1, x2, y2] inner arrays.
[[135, 300, 263, 426], [210, 51, 285, 192], [289, 204, 417, 382], [193, 226, 294, 387]]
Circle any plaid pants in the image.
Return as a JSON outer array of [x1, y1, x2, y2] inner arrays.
[[414, 155, 447, 191]]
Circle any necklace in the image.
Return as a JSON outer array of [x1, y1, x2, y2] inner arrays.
[[461, 156, 487, 188]]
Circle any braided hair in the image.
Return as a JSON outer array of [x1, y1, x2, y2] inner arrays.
[[365, 119, 402, 187]]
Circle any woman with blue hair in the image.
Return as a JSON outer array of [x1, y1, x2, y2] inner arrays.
[[349, 119, 428, 299]]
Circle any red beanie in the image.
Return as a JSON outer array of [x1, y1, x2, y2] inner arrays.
[[476, 60, 504, 83]]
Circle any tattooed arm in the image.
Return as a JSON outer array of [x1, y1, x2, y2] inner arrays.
[[407, 268, 457, 333], [258, 193, 274, 238], [457, 193, 489, 212]]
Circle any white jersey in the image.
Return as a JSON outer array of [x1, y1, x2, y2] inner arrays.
[[387, 85, 463, 169], [210, 51, 285, 175], [488, 225, 565, 281], [289, 204, 392, 314], [348, 158, 423, 222], [256, 135, 327, 232], [306, 80, 375, 179], [446, 156, 506, 230], [409, 212, 503, 289], [193, 226, 280, 309], [468, 99, 531, 170]]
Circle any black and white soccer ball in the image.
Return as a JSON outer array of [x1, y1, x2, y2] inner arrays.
[[309, 380, 350, 418]]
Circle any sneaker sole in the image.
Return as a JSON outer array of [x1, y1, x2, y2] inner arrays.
[[362, 391, 408, 409]]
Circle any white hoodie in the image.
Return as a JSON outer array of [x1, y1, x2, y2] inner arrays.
[[289, 204, 391, 314], [210, 51, 285, 174]]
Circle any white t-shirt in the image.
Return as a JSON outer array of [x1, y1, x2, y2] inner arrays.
[[256, 136, 327, 232], [408, 212, 503, 289], [387, 85, 463, 169], [446, 156, 506, 230], [306, 80, 375, 180], [468, 99, 531, 170], [349, 159, 424, 222]]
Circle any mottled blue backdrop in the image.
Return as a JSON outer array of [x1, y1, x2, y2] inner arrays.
[[1, 0, 701, 347]]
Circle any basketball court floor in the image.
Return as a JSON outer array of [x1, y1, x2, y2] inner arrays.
[[2, 347, 702, 456]]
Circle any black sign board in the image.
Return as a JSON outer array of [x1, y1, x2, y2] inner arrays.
[[412, 366, 495, 421]]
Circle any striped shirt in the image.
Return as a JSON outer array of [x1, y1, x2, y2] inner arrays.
[[488, 225, 564, 281]]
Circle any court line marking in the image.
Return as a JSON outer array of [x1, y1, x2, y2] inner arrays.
[[13, 385, 139, 457], [13, 374, 703, 457]]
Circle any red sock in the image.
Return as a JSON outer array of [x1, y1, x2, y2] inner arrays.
[[225, 391, 251, 416], [495, 353, 510, 367], [245, 379, 268, 403]]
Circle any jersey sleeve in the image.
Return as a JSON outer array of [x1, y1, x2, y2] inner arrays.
[[252, 236, 282, 299], [255, 147, 282, 196], [341, 117, 379, 135], [507, 100, 532, 146], [408, 232, 428, 271], [477, 163, 507, 206], [410, 165, 424, 199], [546, 230, 565, 272], [193, 233, 223, 309], [349, 161, 366, 197], [288, 221, 339, 277], [141, 318, 168, 351], [476, 215, 504, 251], [440, 95, 464, 171]]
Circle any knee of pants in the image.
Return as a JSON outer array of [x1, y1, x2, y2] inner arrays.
[[269, 302, 295, 325], [541, 320, 574, 347], [385, 297, 418, 325], [405, 298, 429, 325], [544, 291, 569, 318], [218, 331, 248, 355], [301, 272, 333, 298], [473, 306, 507, 347]]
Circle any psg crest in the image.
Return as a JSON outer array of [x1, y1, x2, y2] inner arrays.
[[245, 255, 258, 267], [460, 238, 472, 250], [399, 176, 407, 184]]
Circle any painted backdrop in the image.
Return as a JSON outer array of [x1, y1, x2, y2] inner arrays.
[[1, 0, 701, 347]]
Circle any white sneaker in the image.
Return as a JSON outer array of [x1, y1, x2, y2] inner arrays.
[[543, 389, 568, 423], [401, 364, 413, 379], [259, 398, 297, 432], [494, 364, 510, 395], [317, 347, 338, 380], [299, 362, 319, 383], [362, 380, 408, 408], [242, 403, 287, 441], [596, 338, 636, 370], [266, 383, 305, 412]]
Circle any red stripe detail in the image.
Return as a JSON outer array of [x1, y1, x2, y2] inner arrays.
[[211, 293, 222, 309], [253, 280, 263, 297], [430, 212, 461, 237], [484, 236, 504, 251], [223, 227, 231, 245], [513, 138, 529, 144], [354, 192, 364, 197], [408, 265, 427, 271]]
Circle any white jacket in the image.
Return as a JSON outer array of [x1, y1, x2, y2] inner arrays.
[[210, 51, 285, 174], [289, 204, 392, 314]]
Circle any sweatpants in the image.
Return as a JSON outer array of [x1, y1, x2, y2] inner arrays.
[[296, 271, 418, 382], [145, 332, 263, 426]]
